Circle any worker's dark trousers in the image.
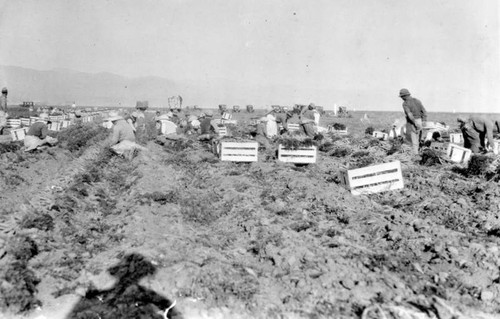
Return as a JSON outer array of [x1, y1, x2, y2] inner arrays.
[[462, 128, 481, 153]]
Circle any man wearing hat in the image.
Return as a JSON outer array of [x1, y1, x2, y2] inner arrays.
[[105, 111, 144, 158], [299, 103, 317, 137], [1, 87, 8, 112], [399, 89, 427, 154], [24, 113, 58, 151], [457, 116, 497, 154]]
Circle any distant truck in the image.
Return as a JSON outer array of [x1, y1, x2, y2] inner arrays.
[[20, 101, 34, 107], [337, 106, 350, 118], [233, 105, 240, 113], [246, 105, 254, 113]]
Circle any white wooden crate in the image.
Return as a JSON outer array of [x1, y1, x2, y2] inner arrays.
[[278, 145, 317, 163], [222, 112, 232, 120], [7, 119, 21, 128], [217, 126, 228, 137], [48, 122, 61, 131], [422, 121, 449, 131], [372, 131, 389, 140], [20, 118, 31, 126], [10, 127, 29, 141], [328, 126, 348, 135], [430, 142, 448, 153], [449, 133, 463, 144], [30, 117, 41, 125], [339, 161, 404, 196], [215, 141, 259, 162], [447, 144, 472, 164], [61, 120, 72, 129]]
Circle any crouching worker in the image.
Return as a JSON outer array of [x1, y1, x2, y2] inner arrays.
[[198, 111, 216, 141], [105, 111, 146, 159], [457, 116, 498, 154], [24, 113, 58, 152]]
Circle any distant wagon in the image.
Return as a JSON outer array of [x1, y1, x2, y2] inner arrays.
[[246, 105, 254, 113], [136, 101, 149, 110], [168, 95, 182, 112], [233, 105, 240, 113]]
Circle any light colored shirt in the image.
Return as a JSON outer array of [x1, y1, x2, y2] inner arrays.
[[110, 119, 136, 145]]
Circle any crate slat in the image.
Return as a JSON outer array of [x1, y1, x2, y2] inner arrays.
[[20, 118, 31, 126], [447, 144, 471, 164], [48, 122, 61, 131], [278, 145, 317, 163], [339, 161, 404, 196]]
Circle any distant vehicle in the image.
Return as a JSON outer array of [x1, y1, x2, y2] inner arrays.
[[168, 95, 182, 112], [136, 101, 149, 110], [20, 101, 34, 107], [246, 105, 254, 113], [233, 105, 240, 113]]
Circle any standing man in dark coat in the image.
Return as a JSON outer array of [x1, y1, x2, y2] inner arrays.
[[399, 88, 427, 154], [0, 87, 7, 112]]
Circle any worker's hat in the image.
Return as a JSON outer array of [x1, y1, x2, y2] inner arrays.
[[399, 89, 411, 97], [105, 111, 123, 122]]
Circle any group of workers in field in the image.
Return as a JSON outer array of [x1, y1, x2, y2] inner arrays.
[[399, 88, 499, 156], [2, 83, 499, 157]]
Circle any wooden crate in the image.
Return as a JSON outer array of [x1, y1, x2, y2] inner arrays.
[[449, 133, 463, 144], [7, 119, 21, 128], [328, 126, 348, 135], [10, 127, 29, 141], [214, 141, 258, 162], [372, 131, 388, 140], [61, 120, 72, 129], [339, 161, 404, 196], [222, 112, 232, 120], [20, 118, 30, 126], [447, 144, 471, 164], [278, 145, 317, 163], [30, 117, 41, 125], [217, 126, 228, 137], [48, 122, 61, 131], [430, 142, 449, 153]]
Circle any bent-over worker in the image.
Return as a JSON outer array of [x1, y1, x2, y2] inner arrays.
[[24, 113, 58, 151], [457, 116, 497, 154], [105, 111, 145, 159]]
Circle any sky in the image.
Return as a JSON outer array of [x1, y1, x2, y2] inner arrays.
[[0, 0, 498, 112]]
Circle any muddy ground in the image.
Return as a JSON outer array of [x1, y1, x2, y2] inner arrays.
[[1, 114, 500, 319]]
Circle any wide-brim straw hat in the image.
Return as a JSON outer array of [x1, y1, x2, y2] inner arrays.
[[105, 111, 123, 122]]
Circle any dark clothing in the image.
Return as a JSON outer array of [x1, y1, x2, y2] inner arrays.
[[200, 118, 214, 135], [461, 122, 481, 153], [27, 122, 48, 139], [402, 97, 427, 126], [0, 95, 7, 112], [469, 116, 495, 150], [301, 123, 316, 137], [274, 112, 289, 132]]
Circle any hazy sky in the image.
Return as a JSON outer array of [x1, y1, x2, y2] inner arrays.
[[0, 0, 498, 111]]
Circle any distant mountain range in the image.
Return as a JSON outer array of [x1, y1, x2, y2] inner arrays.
[[0, 65, 181, 107]]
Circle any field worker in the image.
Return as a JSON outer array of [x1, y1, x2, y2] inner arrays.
[[189, 115, 200, 132], [0, 110, 8, 135], [300, 104, 317, 137], [1, 87, 8, 112], [255, 117, 271, 149], [399, 88, 427, 154], [198, 110, 216, 141], [457, 116, 497, 154], [24, 113, 58, 152], [105, 111, 145, 159], [271, 106, 290, 134]]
